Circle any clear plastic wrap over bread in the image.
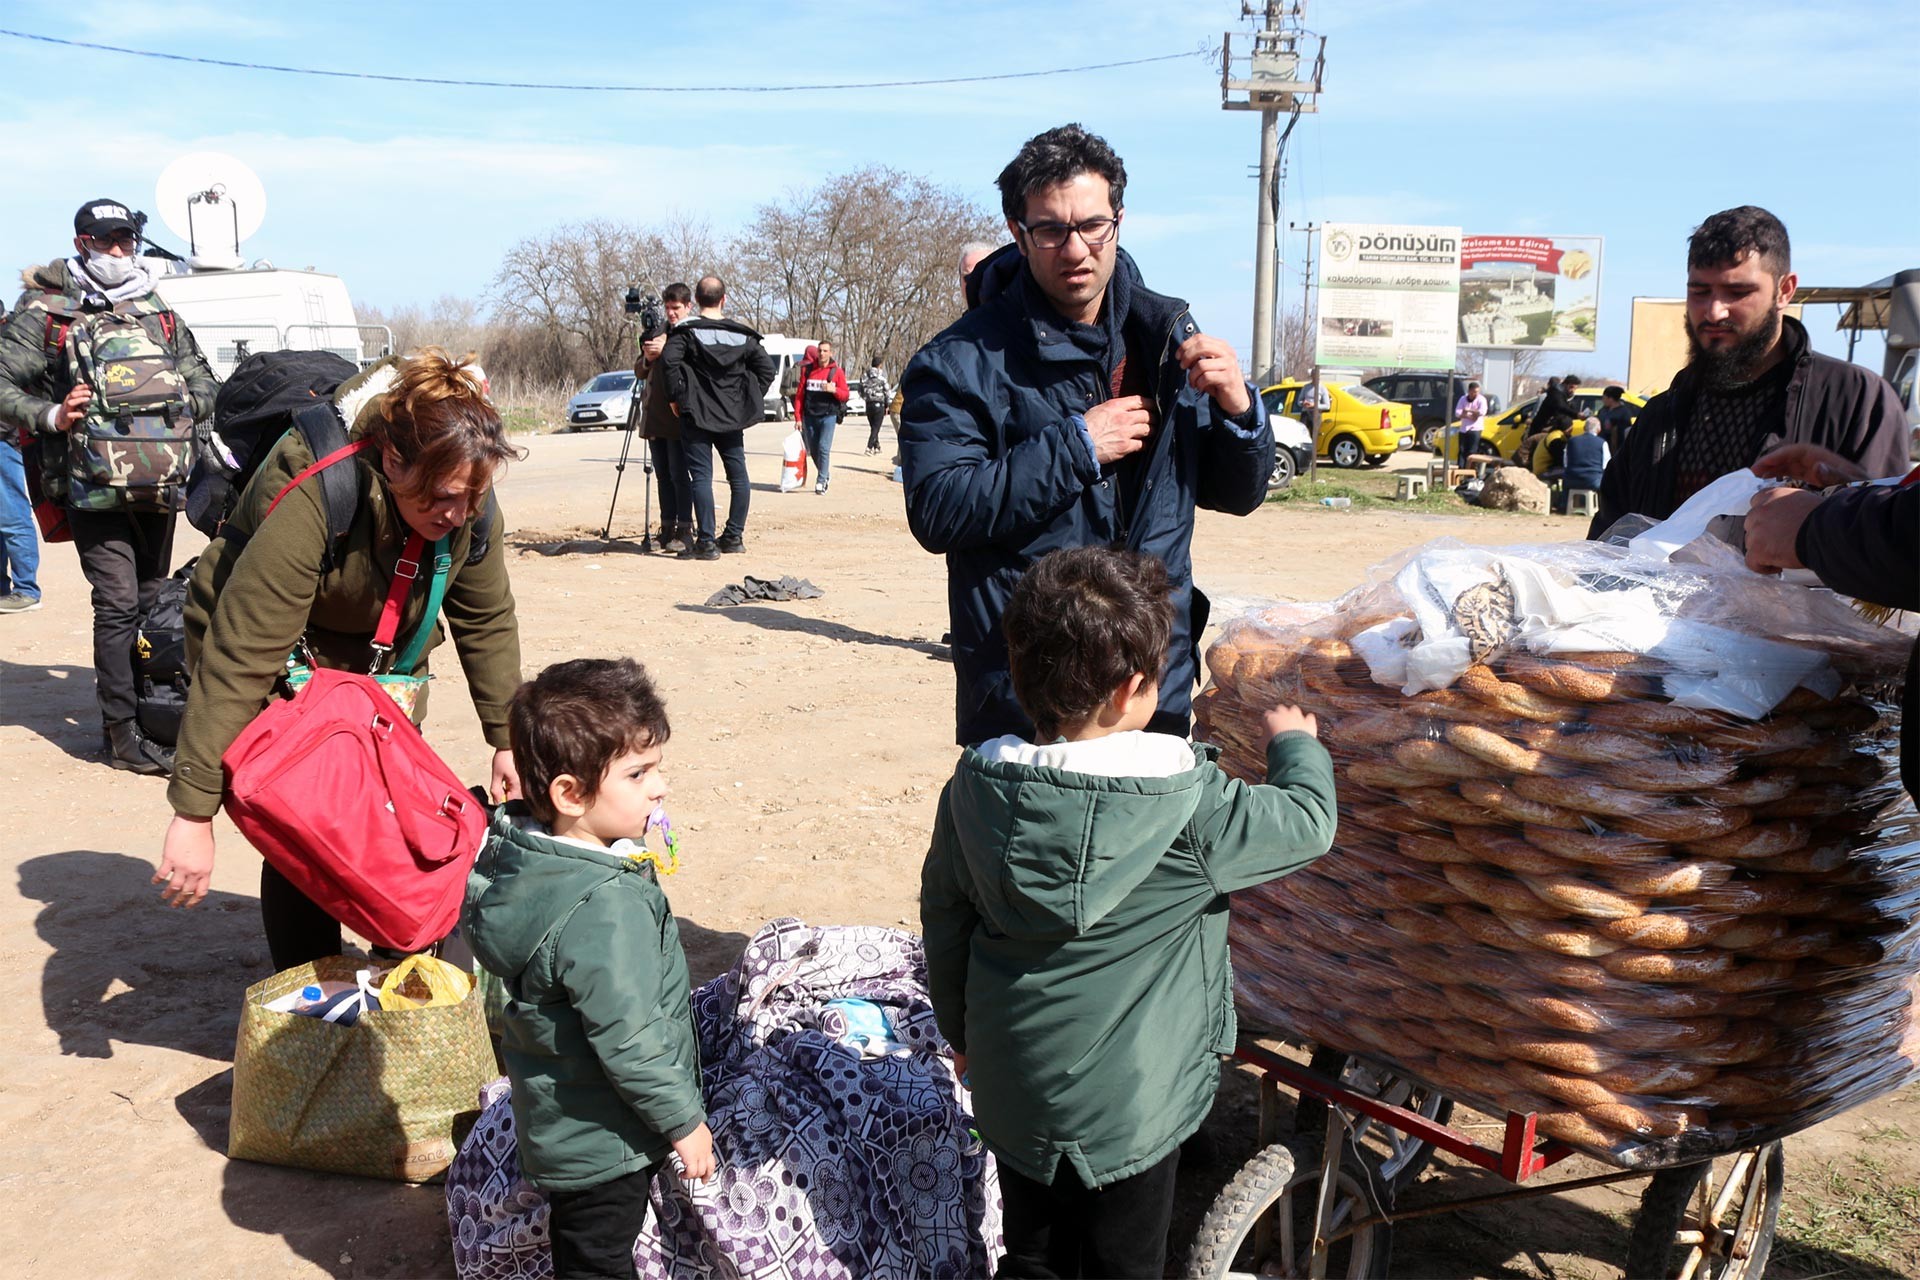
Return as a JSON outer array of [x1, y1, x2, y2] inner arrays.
[[1197, 536, 1918, 1169]]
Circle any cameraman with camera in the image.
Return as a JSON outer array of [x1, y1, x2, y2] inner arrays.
[[631, 283, 693, 551]]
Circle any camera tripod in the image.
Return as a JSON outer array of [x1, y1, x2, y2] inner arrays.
[[601, 398, 654, 550]]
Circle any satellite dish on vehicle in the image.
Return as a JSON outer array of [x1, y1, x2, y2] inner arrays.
[[155, 152, 266, 271]]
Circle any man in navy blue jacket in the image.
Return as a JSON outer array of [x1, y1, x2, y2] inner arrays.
[[900, 124, 1274, 746]]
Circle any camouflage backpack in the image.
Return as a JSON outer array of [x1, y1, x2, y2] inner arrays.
[[53, 305, 194, 512]]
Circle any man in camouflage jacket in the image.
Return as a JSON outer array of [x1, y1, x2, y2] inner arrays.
[[0, 199, 217, 773]]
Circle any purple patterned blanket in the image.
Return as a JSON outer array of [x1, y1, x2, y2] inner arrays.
[[447, 919, 1003, 1279]]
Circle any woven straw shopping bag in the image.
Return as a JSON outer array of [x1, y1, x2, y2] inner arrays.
[[228, 955, 496, 1181]]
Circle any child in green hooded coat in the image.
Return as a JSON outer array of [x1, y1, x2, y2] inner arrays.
[[921, 547, 1337, 1279]]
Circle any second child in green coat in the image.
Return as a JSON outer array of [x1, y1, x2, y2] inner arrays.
[[464, 658, 714, 1280], [921, 547, 1337, 1279]]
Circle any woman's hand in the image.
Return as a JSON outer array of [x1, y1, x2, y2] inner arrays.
[[155, 816, 216, 907], [490, 748, 522, 803]]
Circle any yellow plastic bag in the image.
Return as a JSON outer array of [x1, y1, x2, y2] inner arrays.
[[378, 954, 474, 1010]]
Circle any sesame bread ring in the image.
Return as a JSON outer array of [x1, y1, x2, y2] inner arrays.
[[1600, 948, 1738, 984], [1394, 738, 1501, 780], [1684, 876, 1823, 916], [1707, 916, 1791, 952], [1585, 699, 1725, 735], [1517, 870, 1651, 920], [1591, 1058, 1721, 1096], [1392, 944, 1472, 987], [1686, 1072, 1790, 1108], [1514, 950, 1613, 991], [1457, 778, 1588, 830], [1682, 821, 1812, 861], [1396, 786, 1503, 827], [1443, 864, 1566, 918], [1798, 697, 1880, 731], [1440, 902, 1532, 950], [1511, 774, 1662, 819], [1344, 800, 1435, 836], [1709, 959, 1799, 994], [1795, 755, 1888, 788], [1352, 758, 1454, 790], [1701, 772, 1802, 808], [1595, 912, 1733, 951], [1684, 1021, 1778, 1067], [1505, 1060, 1620, 1109], [1515, 723, 1666, 765], [1380, 870, 1473, 906], [1445, 723, 1573, 776], [1397, 832, 1479, 866], [1442, 944, 1537, 990], [1604, 858, 1735, 899], [1695, 717, 1819, 754], [1616, 804, 1753, 843], [1601, 753, 1740, 794], [1498, 991, 1615, 1036], [1522, 825, 1674, 867], [1501, 912, 1624, 957], [1494, 1030, 1625, 1076], [1765, 740, 1861, 769], [1576, 1103, 1705, 1139], [1534, 1110, 1633, 1153], [1456, 663, 1584, 723], [1442, 984, 1540, 1031], [1755, 785, 1859, 821], [1383, 907, 1459, 946], [1747, 925, 1841, 962], [1820, 939, 1889, 968], [1325, 711, 1434, 750], [1755, 842, 1849, 874], [1454, 826, 1574, 876], [1608, 1017, 1730, 1053], [1501, 655, 1657, 702], [1299, 661, 1364, 704]]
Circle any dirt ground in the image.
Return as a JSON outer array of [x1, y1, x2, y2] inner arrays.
[[2, 424, 1914, 1278]]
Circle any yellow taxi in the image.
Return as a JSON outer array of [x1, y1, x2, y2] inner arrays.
[[1262, 379, 1418, 468], [1442, 388, 1647, 462]]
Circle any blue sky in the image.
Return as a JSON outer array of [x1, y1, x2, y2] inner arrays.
[[2, 0, 1915, 382]]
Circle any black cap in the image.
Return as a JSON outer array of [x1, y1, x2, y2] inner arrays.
[[74, 199, 138, 239]]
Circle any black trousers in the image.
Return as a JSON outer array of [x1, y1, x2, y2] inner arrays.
[[68, 507, 175, 726], [261, 860, 343, 971], [865, 404, 887, 450], [647, 437, 691, 532], [996, 1148, 1180, 1279], [680, 423, 750, 541], [548, 1165, 655, 1279]]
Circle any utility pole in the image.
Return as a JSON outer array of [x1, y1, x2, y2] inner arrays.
[[1222, 2, 1323, 384], [1291, 220, 1321, 482]]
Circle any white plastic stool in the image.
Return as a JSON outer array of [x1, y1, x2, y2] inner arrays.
[[1396, 473, 1429, 501], [1566, 488, 1599, 518]]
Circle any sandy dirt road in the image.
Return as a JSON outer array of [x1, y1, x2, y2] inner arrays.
[[2, 422, 1913, 1278]]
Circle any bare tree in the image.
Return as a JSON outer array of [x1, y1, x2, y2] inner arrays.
[[731, 167, 1001, 369]]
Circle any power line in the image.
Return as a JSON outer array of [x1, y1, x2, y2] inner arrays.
[[0, 27, 1201, 93]]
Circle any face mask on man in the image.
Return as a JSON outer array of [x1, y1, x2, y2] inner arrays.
[[82, 250, 139, 288]]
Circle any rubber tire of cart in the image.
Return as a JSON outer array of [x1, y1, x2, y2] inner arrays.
[[1293, 1047, 1454, 1200], [1623, 1142, 1783, 1280], [1187, 1137, 1393, 1280]]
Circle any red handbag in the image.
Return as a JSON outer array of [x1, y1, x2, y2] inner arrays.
[[222, 463, 483, 952]]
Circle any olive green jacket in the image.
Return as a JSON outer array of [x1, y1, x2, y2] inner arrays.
[[464, 806, 706, 1191], [167, 389, 521, 817], [920, 732, 1336, 1187]]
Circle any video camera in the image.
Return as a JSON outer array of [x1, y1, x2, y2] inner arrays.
[[625, 286, 668, 343]]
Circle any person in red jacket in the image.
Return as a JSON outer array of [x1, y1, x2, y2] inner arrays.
[[798, 340, 850, 495], [791, 343, 818, 424]]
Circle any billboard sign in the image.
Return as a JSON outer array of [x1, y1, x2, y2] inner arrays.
[[1458, 235, 1603, 351], [1315, 223, 1462, 371]]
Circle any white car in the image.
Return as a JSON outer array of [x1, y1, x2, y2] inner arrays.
[[565, 371, 636, 430], [1269, 413, 1314, 490]]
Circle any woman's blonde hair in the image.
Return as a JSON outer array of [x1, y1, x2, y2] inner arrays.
[[362, 348, 521, 503]]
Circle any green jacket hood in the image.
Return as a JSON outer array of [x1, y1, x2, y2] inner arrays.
[[21, 259, 70, 294], [948, 735, 1213, 939], [465, 805, 649, 980]]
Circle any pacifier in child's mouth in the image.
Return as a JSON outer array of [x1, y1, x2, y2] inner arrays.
[[626, 804, 681, 875]]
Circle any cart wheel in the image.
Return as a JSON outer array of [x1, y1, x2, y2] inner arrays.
[[1624, 1142, 1783, 1280], [1294, 1048, 1454, 1198], [1188, 1138, 1393, 1280]]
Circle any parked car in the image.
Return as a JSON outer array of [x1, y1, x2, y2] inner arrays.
[[565, 370, 636, 430], [1457, 388, 1647, 462], [1254, 396, 1315, 489], [1363, 371, 1501, 450], [1262, 379, 1417, 468]]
